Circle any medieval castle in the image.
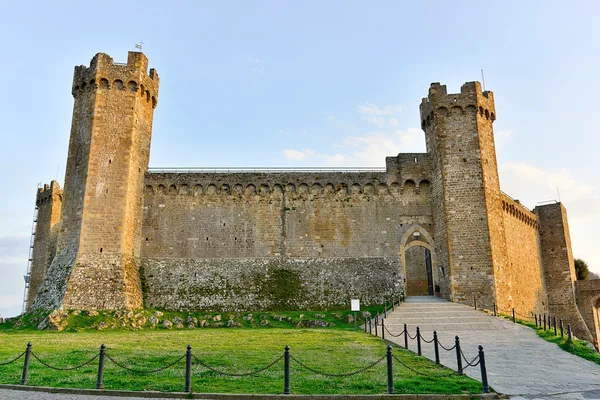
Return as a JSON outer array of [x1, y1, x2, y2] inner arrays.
[[25, 51, 600, 344]]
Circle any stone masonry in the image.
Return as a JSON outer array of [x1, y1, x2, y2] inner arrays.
[[27, 52, 600, 342]]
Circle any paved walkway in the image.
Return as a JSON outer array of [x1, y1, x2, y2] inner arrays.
[[383, 297, 600, 397]]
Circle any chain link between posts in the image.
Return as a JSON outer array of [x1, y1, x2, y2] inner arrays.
[[192, 355, 283, 377], [31, 353, 99, 371], [0, 351, 26, 366], [290, 355, 386, 377], [391, 354, 459, 377], [105, 353, 186, 373]]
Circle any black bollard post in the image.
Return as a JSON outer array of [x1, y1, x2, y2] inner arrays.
[[535, 314, 538, 328], [382, 319, 386, 340], [493, 303, 497, 317], [473, 295, 477, 310], [20, 342, 32, 385], [184, 345, 192, 393], [416, 327, 422, 356], [364, 317, 367, 333], [283, 346, 291, 395], [403, 323, 408, 349], [433, 331, 440, 364], [384, 302, 387, 318], [543, 314, 547, 330], [375, 316, 378, 337], [478, 345, 489, 393], [386, 345, 394, 394], [96, 344, 106, 390], [392, 299, 395, 312], [560, 319, 564, 338], [553, 316, 557, 336], [512, 308, 516, 323], [455, 336, 463, 375], [567, 324, 572, 342]]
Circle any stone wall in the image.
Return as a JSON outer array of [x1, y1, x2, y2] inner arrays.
[[575, 280, 600, 345], [497, 194, 546, 315], [140, 170, 433, 309], [420, 82, 499, 306], [142, 258, 402, 310], [537, 202, 592, 341], [27, 181, 62, 308]]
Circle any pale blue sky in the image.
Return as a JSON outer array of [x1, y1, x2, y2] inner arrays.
[[1, 1, 599, 317]]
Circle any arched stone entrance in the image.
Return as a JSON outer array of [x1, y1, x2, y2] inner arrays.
[[400, 225, 437, 297]]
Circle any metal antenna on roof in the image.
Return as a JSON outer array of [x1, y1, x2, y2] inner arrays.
[[135, 40, 144, 51]]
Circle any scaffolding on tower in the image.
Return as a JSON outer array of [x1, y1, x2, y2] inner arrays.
[[21, 188, 40, 314]]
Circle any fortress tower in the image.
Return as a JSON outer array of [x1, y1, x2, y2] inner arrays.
[[420, 82, 508, 307], [32, 52, 159, 310]]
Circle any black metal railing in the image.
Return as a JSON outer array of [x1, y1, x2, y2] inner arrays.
[[0, 339, 488, 395]]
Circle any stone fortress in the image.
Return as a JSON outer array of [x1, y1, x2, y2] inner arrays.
[[26, 51, 600, 344]]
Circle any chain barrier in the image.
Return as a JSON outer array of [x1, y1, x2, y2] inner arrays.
[[0, 351, 26, 366], [406, 330, 418, 340], [383, 325, 404, 338], [105, 353, 185, 374], [437, 341, 456, 352], [192, 355, 283, 377], [420, 335, 434, 344], [459, 350, 481, 369], [31, 352, 98, 371], [290, 354, 385, 377], [391, 354, 457, 377]]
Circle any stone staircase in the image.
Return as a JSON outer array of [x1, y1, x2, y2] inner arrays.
[[383, 296, 600, 397]]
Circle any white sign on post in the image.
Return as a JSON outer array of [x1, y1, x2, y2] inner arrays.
[[351, 299, 360, 311]]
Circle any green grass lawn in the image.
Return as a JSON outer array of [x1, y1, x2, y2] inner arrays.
[[0, 328, 482, 395]]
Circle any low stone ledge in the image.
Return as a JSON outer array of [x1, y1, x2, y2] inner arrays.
[[0, 384, 501, 399]]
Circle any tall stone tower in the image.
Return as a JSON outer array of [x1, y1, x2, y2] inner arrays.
[[33, 52, 159, 310], [420, 82, 508, 306]]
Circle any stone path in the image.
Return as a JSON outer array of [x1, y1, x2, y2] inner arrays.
[[383, 296, 600, 397]]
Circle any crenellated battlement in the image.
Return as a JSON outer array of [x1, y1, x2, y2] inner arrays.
[[501, 192, 538, 228], [419, 82, 495, 131], [72, 51, 159, 108], [36, 180, 62, 205], [143, 172, 432, 199]]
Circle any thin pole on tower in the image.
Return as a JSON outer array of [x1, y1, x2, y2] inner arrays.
[[481, 69, 486, 91]]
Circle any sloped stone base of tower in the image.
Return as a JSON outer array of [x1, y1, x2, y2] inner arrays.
[[550, 303, 593, 342], [141, 257, 404, 311], [32, 253, 143, 311]]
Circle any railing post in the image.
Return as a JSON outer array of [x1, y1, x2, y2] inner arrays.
[[392, 299, 395, 312], [560, 319, 564, 338], [433, 331, 440, 364], [375, 316, 378, 337], [416, 327, 422, 356], [543, 314, 547, 330], [382, 319, 386, 340], [567, 324, 572, 342], [403, 323, 408, 349], [283, 345, 291, 395], [455, 336, 463, 375], [473, 294, 477, 310], [96, 344, 106, 390], [553, 316, 557, 336], [386, 345, 394, 394], [478, 345, 489, 393], [512, 308, 516, 323], [384, 302, 387, 318], [364, 317, 367, 333], [369, 318, 372, 335], [535, 314, 538, 327], [493, 303, 496, 317], [184, 345, 192, 393], [20, 342, 32, 385]]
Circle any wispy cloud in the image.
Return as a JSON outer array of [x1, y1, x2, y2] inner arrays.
[[356, 103, 403, 127], [282, 128, 425, 166], [247, 56, 266, 75]]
